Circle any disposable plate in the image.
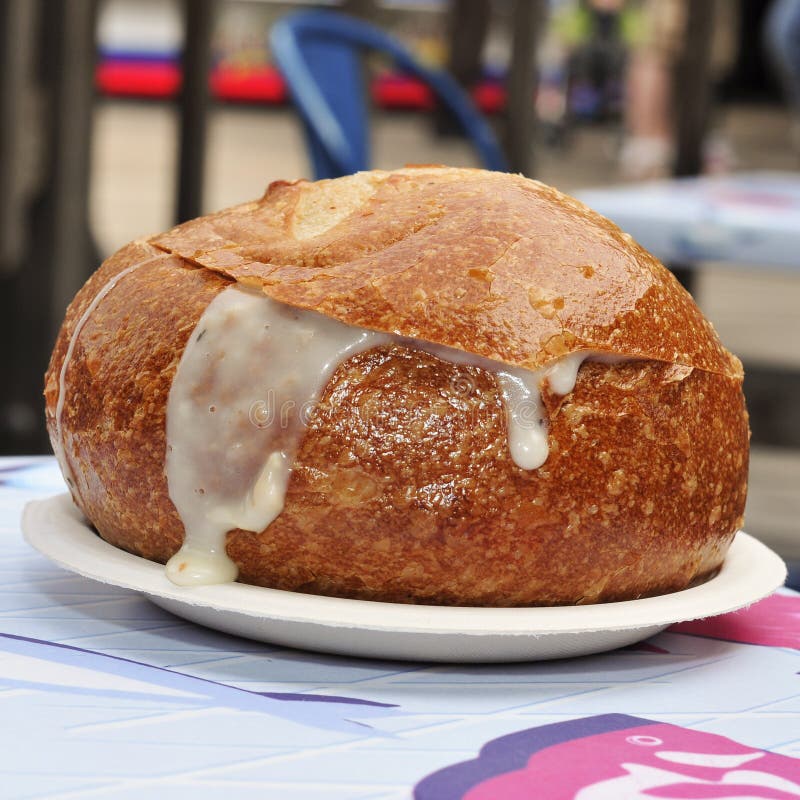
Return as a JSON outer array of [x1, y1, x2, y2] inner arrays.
[[23, 494, 787, 662]]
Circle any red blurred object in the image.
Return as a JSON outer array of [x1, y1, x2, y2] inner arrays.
[[372, 74, 506, 113], [95, 57, 504, 114], [96, 60, 182, 98], [372, 74, 435, 109], [210, 66, 288, 104], [472, 81, 506, 114]]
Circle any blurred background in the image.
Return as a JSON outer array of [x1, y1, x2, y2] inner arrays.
[[1, 0, 798, 564]]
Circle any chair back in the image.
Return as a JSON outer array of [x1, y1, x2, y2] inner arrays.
[[270, 10, 508, 179]]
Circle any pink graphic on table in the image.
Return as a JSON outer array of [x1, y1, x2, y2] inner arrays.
[[670, 594, 800, 650], [414, 715, 800, 800]]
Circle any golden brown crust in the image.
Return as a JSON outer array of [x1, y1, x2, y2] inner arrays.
[[231, 354, 747, 605], [44, 167, 749, 606], [44, 241, 232, 529], [153, 167, 741, 378]]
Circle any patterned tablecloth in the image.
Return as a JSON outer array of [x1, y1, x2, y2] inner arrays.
[[3, 457, 799, 799]]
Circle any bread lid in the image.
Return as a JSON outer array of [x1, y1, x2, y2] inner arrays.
[[152, 166, 741, 379]]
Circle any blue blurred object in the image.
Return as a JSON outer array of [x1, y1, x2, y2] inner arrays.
[[787, 561, 800, 592], [270, 10, 508, 179]]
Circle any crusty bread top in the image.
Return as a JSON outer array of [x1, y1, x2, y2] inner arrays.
[[152, 166, 741, 378]]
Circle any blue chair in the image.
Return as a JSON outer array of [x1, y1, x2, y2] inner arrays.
[[269, 10, 509, 179]]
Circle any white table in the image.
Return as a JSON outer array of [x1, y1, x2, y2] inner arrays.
[[577, 171, 800, 270], [4, 458, 800, 798]]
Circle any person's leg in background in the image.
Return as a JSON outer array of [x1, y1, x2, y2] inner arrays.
[[620, 0, 738, 180], [619, 0, 683, 179]]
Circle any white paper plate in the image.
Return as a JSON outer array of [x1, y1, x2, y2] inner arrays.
[[23, 494, 787, 663]]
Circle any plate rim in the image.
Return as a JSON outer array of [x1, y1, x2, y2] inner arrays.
[[22, 493, 787, 638]]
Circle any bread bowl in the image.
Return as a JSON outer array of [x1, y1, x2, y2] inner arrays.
[[44, 166, 748, 606]]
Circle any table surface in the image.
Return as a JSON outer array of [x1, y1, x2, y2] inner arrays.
[[4, 457, 800, 799], [576, 171, 800, 270]]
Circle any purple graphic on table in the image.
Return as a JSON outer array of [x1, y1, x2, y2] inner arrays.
[[415, 714, 800, 799]]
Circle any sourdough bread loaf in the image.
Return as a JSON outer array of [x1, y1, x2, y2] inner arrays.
[[44, 167, 748, 606]]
